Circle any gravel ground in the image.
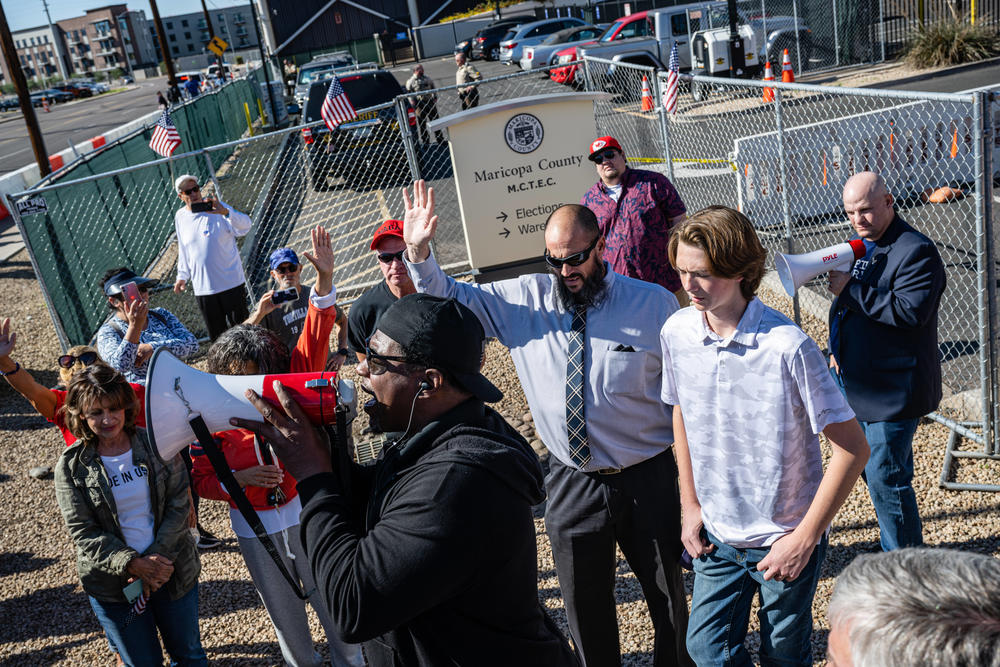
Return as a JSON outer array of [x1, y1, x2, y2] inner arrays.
[[2, 248, 999, 665]]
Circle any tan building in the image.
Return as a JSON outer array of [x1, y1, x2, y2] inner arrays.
[[57, 4, 129, 77]]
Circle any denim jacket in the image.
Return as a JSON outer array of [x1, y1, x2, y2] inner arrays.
[[55, 428, 199, 602]]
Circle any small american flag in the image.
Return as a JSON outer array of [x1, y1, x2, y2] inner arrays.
[[663, 42, 679, 115], [320, 77, 357, 132], [122, 591, 148, 628], [149, 110, 181, 157]]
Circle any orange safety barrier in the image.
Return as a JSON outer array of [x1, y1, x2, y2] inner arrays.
[[48, 154, 64, 171], [91, 135, 106, 149]]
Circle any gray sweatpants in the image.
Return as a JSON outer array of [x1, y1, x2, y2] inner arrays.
[[237, 525, 363, 666]]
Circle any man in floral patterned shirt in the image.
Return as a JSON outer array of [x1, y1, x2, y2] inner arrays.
[[580, 136, 690, 306]]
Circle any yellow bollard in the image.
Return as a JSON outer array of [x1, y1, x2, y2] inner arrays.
[[244, 102, 254, 137], [257, 98, 267, 126]]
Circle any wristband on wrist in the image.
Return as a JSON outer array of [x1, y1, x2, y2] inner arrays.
[[0, 361, 22, 377], [337, 348, 349, 357]]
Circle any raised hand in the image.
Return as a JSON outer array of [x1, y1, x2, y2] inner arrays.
[[123, 297, 148, 331], [402, 179, 438, 262], [302, 225, 335, 297], [0, 318, 16, 359]]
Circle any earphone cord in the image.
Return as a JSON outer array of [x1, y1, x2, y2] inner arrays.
[[392, 384, 425, 450]]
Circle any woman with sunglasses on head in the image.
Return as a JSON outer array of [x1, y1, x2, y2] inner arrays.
[[189, 273, 363, 666], [96, 267, 199, 385], [54, 364, 206, 667], [0, 318, 147, 446]]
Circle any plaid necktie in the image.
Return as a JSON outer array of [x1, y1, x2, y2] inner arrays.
[[566, 306, 591, 468]]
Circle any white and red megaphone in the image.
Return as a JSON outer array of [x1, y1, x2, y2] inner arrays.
[[774, 240, 867, 297], [145, 348, 356, 460]]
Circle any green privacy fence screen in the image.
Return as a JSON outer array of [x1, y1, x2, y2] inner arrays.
[[9, 74, 266, 347]]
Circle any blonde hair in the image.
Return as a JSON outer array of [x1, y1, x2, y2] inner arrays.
[[668, 206, 766, 300], [58, 345, 100, 387]]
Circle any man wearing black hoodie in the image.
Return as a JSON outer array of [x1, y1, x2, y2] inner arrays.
[[234, 294, 578, 666]]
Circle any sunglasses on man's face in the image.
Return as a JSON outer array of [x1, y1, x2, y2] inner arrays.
[[544, 236, 600, 269], [377, 250, 406, 265], [58, 351, 98, 369], [273, 263, 299, 275], [590, 149, 619, 163], [181, 185, 200, 195], [364, 337, 414, 376]]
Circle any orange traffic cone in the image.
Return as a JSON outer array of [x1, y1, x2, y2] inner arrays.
[[762, 61, 774, 102], [640, 75, 654, 111], [781, 49, 795, 83], [950, 127, 958, 158], [42, 97, 50, 113]]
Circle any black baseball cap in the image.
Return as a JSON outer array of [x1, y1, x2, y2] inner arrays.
[[103, 269, 159, 297], [375, 294, 502, 403]]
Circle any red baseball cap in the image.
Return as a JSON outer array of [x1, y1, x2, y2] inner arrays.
[[370, 219, 404, 250], [588, 136, 623, 161]]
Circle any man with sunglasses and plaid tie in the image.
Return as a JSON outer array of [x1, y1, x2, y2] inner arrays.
[[347, 219, 417, 364], [581, 136, 690, 307], [401, 180, 692, 667]]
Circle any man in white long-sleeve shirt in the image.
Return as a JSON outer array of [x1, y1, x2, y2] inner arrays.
[[401, 180, 692, 667], [172, 174, 252, 340]]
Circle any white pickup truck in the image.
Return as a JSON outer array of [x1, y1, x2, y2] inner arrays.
[[580, 3, 811, 79]]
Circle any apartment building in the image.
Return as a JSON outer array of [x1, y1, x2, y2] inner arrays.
[[151, 6, 257, 60]]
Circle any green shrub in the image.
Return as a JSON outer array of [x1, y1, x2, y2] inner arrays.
[[905, 14, 1000, 68]]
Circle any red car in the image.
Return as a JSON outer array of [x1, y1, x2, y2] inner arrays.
[[550, 10, 653, 85]]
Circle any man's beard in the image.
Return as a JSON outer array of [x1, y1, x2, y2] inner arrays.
[[551, 262, 608, 310]]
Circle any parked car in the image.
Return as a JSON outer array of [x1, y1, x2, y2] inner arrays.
[[55, 83, 92, 98], [301, 68, 416, 191], [498, 17, 587, 66], [294, 53, 356, 106], [520, 24, 608, 70], [0, 96, 18, 111], [550, 9, 664, 85], [30, 89, 73, 105], [121, 74, 134, 84], [457, 18, 529, 61]]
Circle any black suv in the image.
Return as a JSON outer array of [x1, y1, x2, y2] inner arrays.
[[466, 18, 528, 60], [302, 68, 416, 191]]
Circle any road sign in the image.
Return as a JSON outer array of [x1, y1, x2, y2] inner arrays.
[[207, 36, 228, 57]]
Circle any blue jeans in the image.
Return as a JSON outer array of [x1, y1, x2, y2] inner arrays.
[[686, 532, 826, 667], [89, 584, 206, 667], [830, 368, 923, 551], [859, 418, 923, 550]]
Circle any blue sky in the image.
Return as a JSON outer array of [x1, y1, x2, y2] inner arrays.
[[5, 0, 252, 32]]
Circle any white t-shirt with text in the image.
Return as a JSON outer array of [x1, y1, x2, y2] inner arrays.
[[101, 450, 155, 553]]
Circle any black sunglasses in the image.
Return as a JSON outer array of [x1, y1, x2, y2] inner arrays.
[[590, 149, 619, 163], [273, 263, 299, 274], [364, 337, 414, 376], [58, 351, 98, 369], [377, 250, 406, 264], [544, 236, 600, 269], [180, 185, 200, 195]]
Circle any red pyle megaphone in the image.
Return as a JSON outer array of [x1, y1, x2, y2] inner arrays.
[[775, 240, 867, 296], [144, 348, 356, 461]]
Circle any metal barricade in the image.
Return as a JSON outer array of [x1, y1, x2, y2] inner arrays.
[[655, 68, 999, 489]]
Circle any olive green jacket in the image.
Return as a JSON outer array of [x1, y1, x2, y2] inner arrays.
[[54, 428, 199, 602]]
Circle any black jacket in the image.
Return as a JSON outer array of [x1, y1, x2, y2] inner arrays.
[[830, 215, 946, 421], [298, 399, 579, 666]]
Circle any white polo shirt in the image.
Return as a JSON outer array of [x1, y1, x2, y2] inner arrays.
[[660, 298, 855, 548]]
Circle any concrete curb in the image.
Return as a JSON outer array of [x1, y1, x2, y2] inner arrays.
[[864, 56, 1000, 89]]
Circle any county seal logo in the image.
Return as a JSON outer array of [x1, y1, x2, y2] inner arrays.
[[504, 113, 543, 154]]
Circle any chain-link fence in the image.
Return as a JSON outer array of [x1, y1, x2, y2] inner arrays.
[[654, 69, 999, 486]]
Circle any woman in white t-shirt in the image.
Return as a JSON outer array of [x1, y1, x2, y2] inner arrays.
[[54, 365, 205, 667]]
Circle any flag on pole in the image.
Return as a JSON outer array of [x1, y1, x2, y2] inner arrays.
[[320, 77, 357, 131], [663, 42, 679, 115], [149, 110, 182, 157]]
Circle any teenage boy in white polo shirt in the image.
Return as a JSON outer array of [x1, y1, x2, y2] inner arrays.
[[660, 206, 869, 666]]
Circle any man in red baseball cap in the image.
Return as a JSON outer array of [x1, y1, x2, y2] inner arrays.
[[347, 219, 417, 362], [581, 135, 690, 306]]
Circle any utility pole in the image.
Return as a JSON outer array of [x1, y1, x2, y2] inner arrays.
[[0, 0, 50, 176], [199, 0, 225, 79], [249, 0, 278, 127], [40, 0, 67, 81], [148, 0, 178, 100]]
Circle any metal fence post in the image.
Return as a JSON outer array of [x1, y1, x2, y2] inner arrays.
[[203, 150, 221, 199], [395, 96, 422, 182], [792, 0, 803, 75], [653, 73, 675, 181], [832, 0, 840, 67], [973, 90, 999, 455], [4, 193, 72, 352], [773, 88, 799, 325], [582, 58, 595, 93], [878, 0, 886, 63]]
